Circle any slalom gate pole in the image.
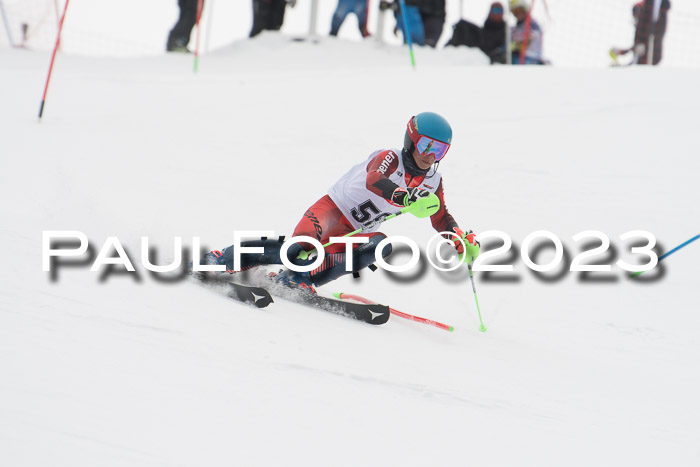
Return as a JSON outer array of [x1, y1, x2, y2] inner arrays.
[[519, 0, 535, 64], [0, 0, 14, 47], [375, 0, 386, 43], [204, 0, 214, 53], [193, 0, 204, 72], [362, 0, 369, 37], [297, 193, 440, 260], [335, 293, 454, 332], [467, 264, 487, 332], [308, 0, 319, 38], [38, 0, 69, 120], [397, 0, 416, 68], [505, 0, 512, 64], [648, 0, 663, 65], [631, 234, 700, 278]]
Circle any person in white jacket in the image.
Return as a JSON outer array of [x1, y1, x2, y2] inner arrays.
[[510, 0, 545, 65]]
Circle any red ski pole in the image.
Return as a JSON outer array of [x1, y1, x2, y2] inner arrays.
[[363, 0, 370, 37], [193, 0, 204, 72], [335, 293, 454, 332], [38, 0, 69, 120], [519, 0, 535, 65]]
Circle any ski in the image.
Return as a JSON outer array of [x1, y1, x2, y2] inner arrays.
[[192, 272, 389, 324], [227, 282, 274, 308], [191, 273, 274, 308], [272, 288, 390, 325]]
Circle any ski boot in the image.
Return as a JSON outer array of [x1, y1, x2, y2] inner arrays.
[[268, 269, 317, 294], [189, 250, 227, 280]]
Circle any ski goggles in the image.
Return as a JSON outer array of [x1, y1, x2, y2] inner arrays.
[[415, 136, 451, 161]]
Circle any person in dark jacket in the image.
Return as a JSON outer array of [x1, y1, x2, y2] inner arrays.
[[610, 0, 670, 65], [166, 0, 203, 52], [479, 2, 507, 63], [445, 2, 506, 64], [633, 0, 671, 64], [418, 0, 446, 47], [250, 0, 293, 38]]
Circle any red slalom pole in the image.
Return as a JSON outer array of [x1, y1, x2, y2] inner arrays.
[[38, 0, 69, 120], [193, 0, 204, 72], [362, 0, 370, 37], [519, 0, 535, 65], [335, 293, 454, 332]]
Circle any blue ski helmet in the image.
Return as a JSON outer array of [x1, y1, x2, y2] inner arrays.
[[403, 112, 453, 160]]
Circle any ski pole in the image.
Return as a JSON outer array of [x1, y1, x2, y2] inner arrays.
[[38, 0, 69, 120], [467, 263, 487, 332], [397, 0, 416, 68], [0, 0, 14, 47], [297, 193, 440, 260], [204, 0, 214, 53], [519, 0, 535, 64], [335, 292, 454, 332], [631, 233, 699, 278], [193, 0, 204, 72], [362, 0, 369, 37]]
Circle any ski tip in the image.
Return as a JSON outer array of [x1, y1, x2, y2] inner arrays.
[[333, 292, 343, 299]]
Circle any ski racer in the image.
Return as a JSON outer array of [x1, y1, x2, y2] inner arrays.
[[200, 112, 480, 291]]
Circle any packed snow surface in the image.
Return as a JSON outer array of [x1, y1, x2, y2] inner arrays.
[[1, 34, 699, 466]]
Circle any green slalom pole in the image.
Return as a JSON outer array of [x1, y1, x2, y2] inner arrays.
[[467, 263, 487, 332], [297, 193, 440, 260]]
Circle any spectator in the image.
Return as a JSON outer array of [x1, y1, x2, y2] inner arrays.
[[250, 0, 294, 38], [330, 0, 369, 38], [391, 0, 426, 46], [166, 0, 203, 53], [510, 0, 544, 65], [480, 2, 507, 63], [445, 2, 506, 64], [633, 0, 671, 65], [445, 20, 482, 49], [610, 2, 644, 65], [418, 0, 446, 48]]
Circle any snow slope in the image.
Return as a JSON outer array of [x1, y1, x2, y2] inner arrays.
[[1, 35, 699, 466]]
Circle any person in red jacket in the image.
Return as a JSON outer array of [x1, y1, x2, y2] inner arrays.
[[202, 112, 479, 291]]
